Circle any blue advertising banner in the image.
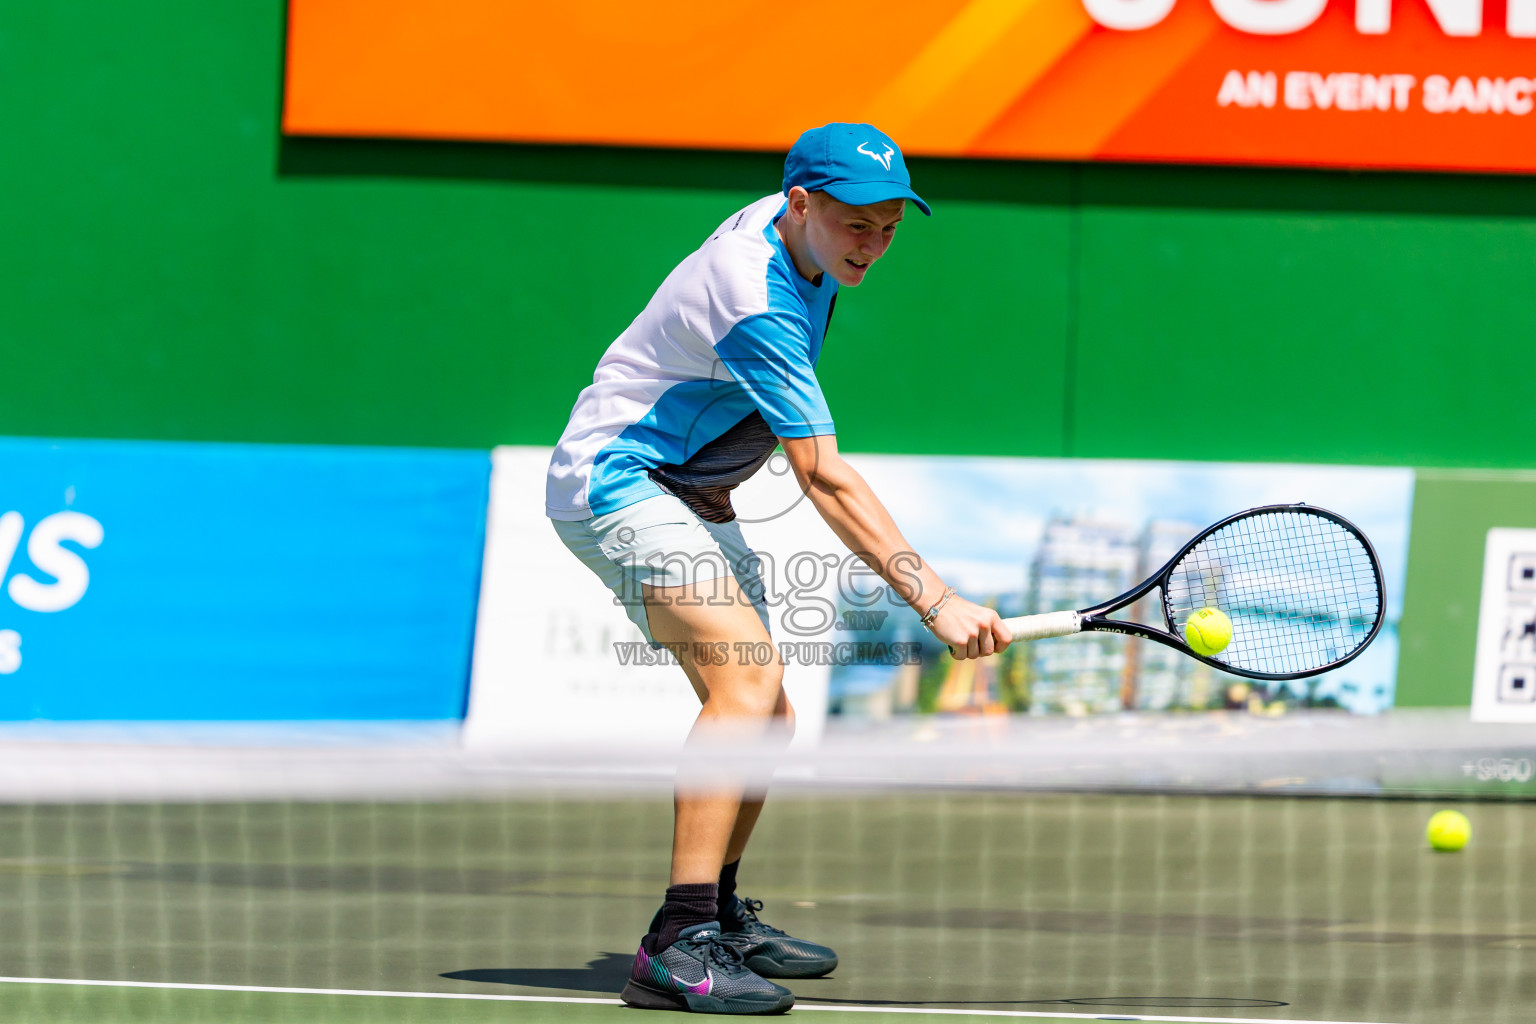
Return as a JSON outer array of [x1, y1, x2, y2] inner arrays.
[[0, 438, 490, 720]]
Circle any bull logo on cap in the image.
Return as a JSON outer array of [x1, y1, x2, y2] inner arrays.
[[856, 141, 895, 171]]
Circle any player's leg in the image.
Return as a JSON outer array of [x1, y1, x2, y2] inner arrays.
[[697, 518, 786, 879], [626, 576, 797, 1014], [707, 691, 835, 979], [647, 579, 836, 981], [669, 664, 792, 879], [687, 523, 839, 980], [552, 499, 827, 1007], [644, 575, 787, 900], [718, 691, 784, 865]]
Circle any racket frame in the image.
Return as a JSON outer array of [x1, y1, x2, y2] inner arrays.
[[1009, 503, 1386, 682]]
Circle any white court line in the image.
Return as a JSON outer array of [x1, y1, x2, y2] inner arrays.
[[0, 976, 1402, 1024], [0, 978, 619, 1005]]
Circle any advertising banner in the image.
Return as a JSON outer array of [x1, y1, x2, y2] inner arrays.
[[285, 0, 1536, 172], [0, 438, 489, 720], [463, 446, 1412, 755], [822, 455, 1412, 718]]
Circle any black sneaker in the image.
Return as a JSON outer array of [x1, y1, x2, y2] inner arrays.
[[717, 896, 838, 979], [621, 921, 795, 1015]]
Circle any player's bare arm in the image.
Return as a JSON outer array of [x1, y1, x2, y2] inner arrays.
[[779, 434, 1012, 661]]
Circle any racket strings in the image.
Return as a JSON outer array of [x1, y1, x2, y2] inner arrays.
[[1163, 511, 1381, 675]]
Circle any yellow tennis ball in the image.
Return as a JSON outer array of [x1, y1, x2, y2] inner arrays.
[[1184, 607, 1232, 656], [1426, 810, 1471, 852]]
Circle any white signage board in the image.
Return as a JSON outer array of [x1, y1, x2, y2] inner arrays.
[[463, 446, 838, 754], [1471, 528, 1536, 723]]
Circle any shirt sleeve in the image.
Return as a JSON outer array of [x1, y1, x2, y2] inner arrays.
[[712, 312, 836, 438]]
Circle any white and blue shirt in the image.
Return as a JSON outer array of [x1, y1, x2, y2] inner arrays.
[[546, 194, 838, 523]]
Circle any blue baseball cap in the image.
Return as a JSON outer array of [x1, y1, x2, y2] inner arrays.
[[783, 123, 931, 216]]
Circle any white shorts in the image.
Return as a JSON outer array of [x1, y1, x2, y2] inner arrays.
[[550, 493, 771, 646]]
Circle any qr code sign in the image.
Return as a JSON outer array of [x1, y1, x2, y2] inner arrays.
[[1511, 552, 1536, 593], [1472, 530, 1536, 722]]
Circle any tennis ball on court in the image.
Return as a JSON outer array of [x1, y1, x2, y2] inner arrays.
[[1426, 810, 1471, 852], [1184, 607, 1233, 656]]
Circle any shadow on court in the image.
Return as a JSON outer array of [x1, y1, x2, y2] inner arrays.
[[439, 958, 1291, 1012], [442, 952, 634, 995]]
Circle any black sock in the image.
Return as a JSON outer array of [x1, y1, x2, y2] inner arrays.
[[717, 859, 741, 916], [651, 882, 719, 953]]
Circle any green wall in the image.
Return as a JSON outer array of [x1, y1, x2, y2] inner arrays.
[[6, 2, 1536, 462]]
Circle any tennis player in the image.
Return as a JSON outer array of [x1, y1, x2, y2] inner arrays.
[[546, 123, 1011, 1014]]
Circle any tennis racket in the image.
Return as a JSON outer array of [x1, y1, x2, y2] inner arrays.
[[997, 504, 1384, 680]]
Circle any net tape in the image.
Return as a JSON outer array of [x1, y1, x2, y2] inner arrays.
[[1163, 510, 1380, 675]]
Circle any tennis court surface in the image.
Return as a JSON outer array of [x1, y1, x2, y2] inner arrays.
[[1, 776, 1530, 1024]]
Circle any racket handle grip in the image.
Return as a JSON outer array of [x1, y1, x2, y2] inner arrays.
[[1000, 610, 1082, 641]]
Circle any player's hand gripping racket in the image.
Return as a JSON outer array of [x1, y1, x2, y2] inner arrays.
[[996, 504, 1384, 680]]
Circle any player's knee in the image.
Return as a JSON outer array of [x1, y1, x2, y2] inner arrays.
[[702, 661, 783, 720], [734, 661, 784, 717]]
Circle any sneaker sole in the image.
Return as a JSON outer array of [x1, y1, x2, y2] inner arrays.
[[621, 979, 794, 1015], [744, 952, 838, 979]]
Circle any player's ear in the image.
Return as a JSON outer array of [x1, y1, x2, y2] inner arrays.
[[785, 186, 813, 225]]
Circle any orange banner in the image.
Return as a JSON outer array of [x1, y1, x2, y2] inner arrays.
[[283, 0, 1536, 172]]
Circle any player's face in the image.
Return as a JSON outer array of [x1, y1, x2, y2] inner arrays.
[[804, 195, 905, 287]]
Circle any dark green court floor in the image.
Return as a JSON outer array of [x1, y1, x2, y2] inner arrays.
[[0, 793, 1530, 1024]]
